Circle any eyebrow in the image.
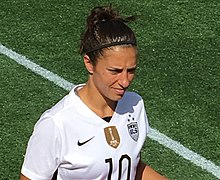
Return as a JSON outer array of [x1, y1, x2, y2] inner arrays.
[[108, 65, 137, 70]]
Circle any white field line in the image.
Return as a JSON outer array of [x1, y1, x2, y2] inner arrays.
[[0, 45, 74, 91], [1, 44, 220, 179]]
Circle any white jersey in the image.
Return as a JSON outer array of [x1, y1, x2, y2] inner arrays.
[[21, 85, 149, 180]]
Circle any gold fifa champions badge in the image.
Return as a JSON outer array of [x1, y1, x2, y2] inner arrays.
[[104, 126, 120, 148]]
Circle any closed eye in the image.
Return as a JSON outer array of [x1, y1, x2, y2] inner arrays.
[[108, 69, 123, 74], [127, 67, 136, 74]]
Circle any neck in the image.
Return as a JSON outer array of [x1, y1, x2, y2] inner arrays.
[[77, 80, 117, 118]]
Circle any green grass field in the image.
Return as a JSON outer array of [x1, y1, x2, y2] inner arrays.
[[0, 0, 219, 179]]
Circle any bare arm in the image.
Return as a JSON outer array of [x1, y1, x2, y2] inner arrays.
[[20, 174, 30, 180], [135, 160, 169, 180]]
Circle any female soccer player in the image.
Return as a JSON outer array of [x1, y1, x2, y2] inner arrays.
[[20, 5, 168, 180]]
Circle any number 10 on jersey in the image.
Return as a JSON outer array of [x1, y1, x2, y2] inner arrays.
[[105, 154, 131, 180]]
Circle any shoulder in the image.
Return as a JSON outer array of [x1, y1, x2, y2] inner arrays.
[[41, 85, 82, 119], [116, 91, 145, 114], [120, 91, 144, 105], [35, 84, 84, 128], [123, 91, 142, 100]]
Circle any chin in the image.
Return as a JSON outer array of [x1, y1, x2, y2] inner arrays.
[[111, 94, 125, 101], [104, 91, 125, 102]]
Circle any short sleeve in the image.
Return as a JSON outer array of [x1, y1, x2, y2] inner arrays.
[[21, 115, 61, 180]]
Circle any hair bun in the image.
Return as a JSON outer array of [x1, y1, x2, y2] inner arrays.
[[86, 5, 119, 29], [80, 5, 137, 57]]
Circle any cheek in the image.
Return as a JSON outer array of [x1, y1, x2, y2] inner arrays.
[[93, 71, 112, 86], [103, 75, 117, 86], [128, 74, 135, 82], [100, 71, 117, 83]]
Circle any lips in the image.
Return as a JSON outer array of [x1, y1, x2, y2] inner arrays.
[[114, 88, 125, 95]]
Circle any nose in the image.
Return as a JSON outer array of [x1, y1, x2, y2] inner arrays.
[[118, 71, 130, 89]]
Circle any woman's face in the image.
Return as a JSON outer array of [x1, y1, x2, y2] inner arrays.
[[90, 46, 137, 102]]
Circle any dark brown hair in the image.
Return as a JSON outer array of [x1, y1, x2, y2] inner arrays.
[[80, 5, 137, 65]]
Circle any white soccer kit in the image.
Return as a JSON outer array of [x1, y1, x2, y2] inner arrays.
[[21, 84, 149, 180]]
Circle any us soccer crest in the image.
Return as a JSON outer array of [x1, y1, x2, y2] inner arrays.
[[127, 122, 139, 141]]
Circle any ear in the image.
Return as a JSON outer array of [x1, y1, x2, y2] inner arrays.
[[83, 55, 94, 74]]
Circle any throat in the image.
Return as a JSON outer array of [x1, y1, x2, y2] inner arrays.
[[77, 85, 117, 118]]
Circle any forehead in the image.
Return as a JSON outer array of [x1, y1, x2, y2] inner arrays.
[[98, 46, 137, 66]]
